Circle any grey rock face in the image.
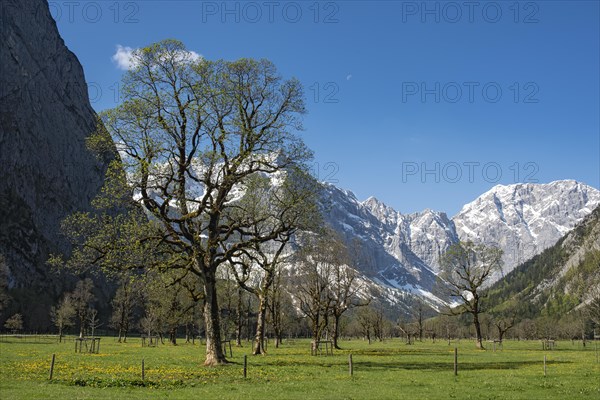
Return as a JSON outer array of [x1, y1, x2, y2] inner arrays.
[[0, 0, 111, 323], [321, 185, 449, 296], [402, 210, 458, 273]]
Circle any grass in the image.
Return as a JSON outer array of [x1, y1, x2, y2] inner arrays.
[[0, 336, 599, 399]]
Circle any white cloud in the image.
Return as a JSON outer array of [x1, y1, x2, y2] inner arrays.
[[111, 44, 135, 70], [111, 44, 202, 71], [186, 50, 202, 62]]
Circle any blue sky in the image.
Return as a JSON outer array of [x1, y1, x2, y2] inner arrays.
[[53, 0, 599, 215]]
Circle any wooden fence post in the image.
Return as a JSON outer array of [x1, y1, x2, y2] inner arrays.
[[349, 354, 353, 376], [49, 354, 55, 380], [543, 355, 546, 376], [243, 355, 247, 378], [454, 347, 458, 376], [142, 359, 145, 381]]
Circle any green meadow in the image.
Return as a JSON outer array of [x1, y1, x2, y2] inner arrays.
[[0, 336, 598, 399]]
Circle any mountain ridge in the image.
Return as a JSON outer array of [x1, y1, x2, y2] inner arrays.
[[322, 179, 600, 304]]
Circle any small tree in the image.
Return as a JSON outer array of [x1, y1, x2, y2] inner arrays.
[[87, 308, 102, 338], [4, 313, 23, 333], [573, 310, 588, 346], [138, 272, 199, 345], [228, 170, 318, 355], [268, 272, 297, 348], [492, 313, 515, 342], [70, 279, 96, 338], [517, 318, 537, 340], [50, 297, 76, 342], [235, 286, 245, 346], [372, 306, 386, 342], [294, 232, 337, 354], [139, 313, 159, 338], [110, 277, 141, 343], [267, 270, 283, 348], [231, 246, 286, 355], [356, 306, 375, 344], [559, 313, 581, 342], [587, 286, 600, 330], [439, 241, 503, 349], [217, 269, 239, 343], [436, 314, 458, 344], [536, 316, 557, 340], [397, 315, 419, 344], [413, 300, 426, 342], [328, 236, 369, 349]]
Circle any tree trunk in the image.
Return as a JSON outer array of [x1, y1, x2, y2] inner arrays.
[[119, 308, 126, 343], [253, 295, 267, 355], [332, 314, 342, 349], [473, 313, 484, 349], [311, 313, 320, 354], [236, 287, 243, 347], [272, 308, 282, 348], [245, 296, 252, 343], [418, 311, 423, 342], [203, 269, 227, 366]]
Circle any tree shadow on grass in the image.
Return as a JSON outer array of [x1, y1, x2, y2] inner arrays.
[[0, 339, 57, 345], [354, 359, 572, 372], [355, 348, 454, 357]]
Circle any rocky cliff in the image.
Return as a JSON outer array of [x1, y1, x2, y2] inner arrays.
[[0, 0, 111, 328]]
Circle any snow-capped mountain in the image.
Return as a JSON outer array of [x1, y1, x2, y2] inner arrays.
[[322, 180, 600, 305], [453, 180, 600, 279]]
